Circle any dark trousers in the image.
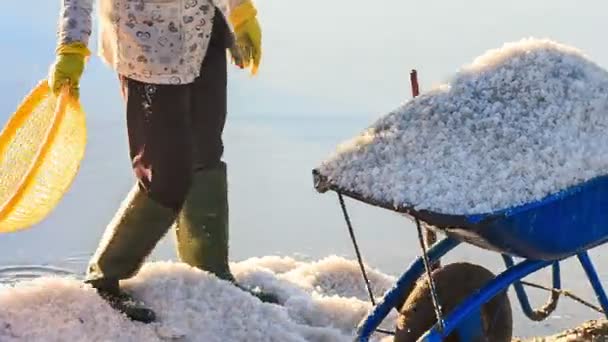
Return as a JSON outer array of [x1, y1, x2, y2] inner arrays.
[[119, 12, 230, 210]]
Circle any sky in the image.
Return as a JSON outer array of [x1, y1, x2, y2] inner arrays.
[[252, 0, 608, 116]]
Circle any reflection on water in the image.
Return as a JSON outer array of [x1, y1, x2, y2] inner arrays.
[[0, 265, 79, 286]]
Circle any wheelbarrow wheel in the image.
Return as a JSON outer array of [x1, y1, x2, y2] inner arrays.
[[394, 262, 512, 342]]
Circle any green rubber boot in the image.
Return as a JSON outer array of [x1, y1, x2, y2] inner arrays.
[[175, 162, 279, 304], [85, 184, 178, 323]]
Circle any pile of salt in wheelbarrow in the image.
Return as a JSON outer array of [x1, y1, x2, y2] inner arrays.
[[313, 38, 608, 341]]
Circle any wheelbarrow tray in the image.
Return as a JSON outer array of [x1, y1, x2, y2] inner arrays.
[[313, 170, 608, 261]]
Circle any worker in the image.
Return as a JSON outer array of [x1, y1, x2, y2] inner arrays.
[[49, 0, 276, 323]]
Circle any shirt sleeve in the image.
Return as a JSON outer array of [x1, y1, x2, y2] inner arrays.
[[57, 0, 94, 46]]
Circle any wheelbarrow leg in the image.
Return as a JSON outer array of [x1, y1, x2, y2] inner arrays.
[[355, 237, 460, 342], [418, 258, 552, 342], [503, 255, 561, 321], [577, 252, 608, 318]]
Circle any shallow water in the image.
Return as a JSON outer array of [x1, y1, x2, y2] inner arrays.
[[1, 116, 607, 339], [0, 265, 76, 286]]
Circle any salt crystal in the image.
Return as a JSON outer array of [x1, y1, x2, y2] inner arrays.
[[317, 38, 608, 215]]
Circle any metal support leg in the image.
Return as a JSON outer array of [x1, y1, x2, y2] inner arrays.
[[503, 255, 561, 321], [419, 258, 552, 342], [577, 252, 608, 318], [355, 238, 460, 341]]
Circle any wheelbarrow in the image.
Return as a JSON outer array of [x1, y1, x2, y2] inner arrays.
[[310, 71, 608, 341], [313, 168, 608, 341]]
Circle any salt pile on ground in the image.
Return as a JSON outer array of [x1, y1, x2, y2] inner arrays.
[[0, 256, 397, 342], [316, 38, 608, 215]]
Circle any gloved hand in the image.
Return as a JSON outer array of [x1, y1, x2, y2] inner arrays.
[[48, 42, 91, 99], [229, 0, 262, 75]]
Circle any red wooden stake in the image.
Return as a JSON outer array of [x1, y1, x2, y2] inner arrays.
[[410, 69, 420, 98]]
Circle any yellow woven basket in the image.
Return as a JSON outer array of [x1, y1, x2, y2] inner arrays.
[[0, 80, 86, 232]]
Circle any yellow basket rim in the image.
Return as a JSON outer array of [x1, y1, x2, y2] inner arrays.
[[0, 81, 79, 221]]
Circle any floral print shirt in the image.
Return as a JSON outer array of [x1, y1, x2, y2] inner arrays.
[[58, 0, 242, 84]]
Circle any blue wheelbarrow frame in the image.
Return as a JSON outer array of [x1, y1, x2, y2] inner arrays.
[[312, 171, 608, 341]]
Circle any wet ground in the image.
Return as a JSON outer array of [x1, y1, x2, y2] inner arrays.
[[518, 319, 608, 341]]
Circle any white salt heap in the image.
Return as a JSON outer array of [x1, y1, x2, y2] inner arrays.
[[0, 257, 397, 342], [317, 38, 608, 215]]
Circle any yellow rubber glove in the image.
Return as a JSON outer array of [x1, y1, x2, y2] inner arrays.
[[48, 42, 91, 99], [229, 0, 262, 75]]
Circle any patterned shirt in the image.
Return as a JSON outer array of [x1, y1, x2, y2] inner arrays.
[[58, 0, 241, 84]]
